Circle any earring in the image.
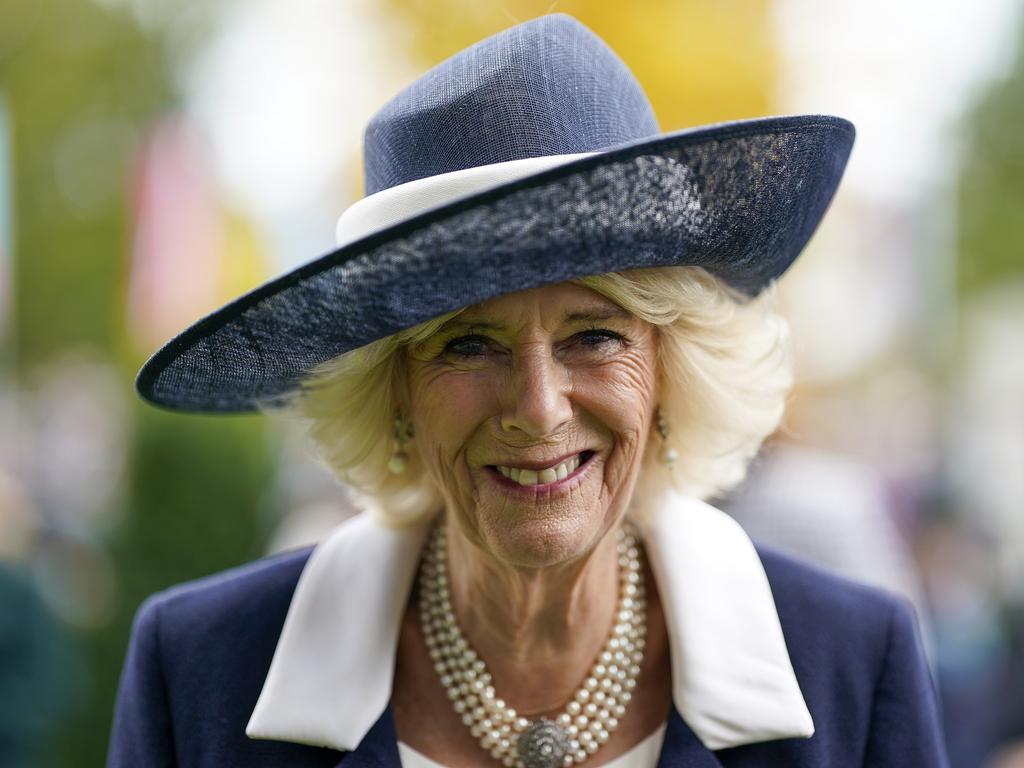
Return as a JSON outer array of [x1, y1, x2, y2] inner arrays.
[[656, 408, 678, 467], [388, 413, 415, 475]]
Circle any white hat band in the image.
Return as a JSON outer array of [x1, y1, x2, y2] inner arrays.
[[335, 152, 595, 248]]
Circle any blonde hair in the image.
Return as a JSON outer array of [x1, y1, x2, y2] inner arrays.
[[278, 267, 792, 525]]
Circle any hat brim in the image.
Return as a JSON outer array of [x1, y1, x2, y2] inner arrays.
[[137, 114, 854, 413]]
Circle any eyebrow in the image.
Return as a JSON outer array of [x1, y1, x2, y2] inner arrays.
[[439, 305, 631, 334], [564, 307, 631, 323]]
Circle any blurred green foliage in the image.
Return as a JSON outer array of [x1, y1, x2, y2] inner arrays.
[[1, 1, 276, 765], [0, 0, 169, 367], [61, 407, 275, 767], [956, 11, 1024, 296]]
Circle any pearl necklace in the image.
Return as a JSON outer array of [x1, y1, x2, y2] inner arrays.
[[418, 521, 647, 768]]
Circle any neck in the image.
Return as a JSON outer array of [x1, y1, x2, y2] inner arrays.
[[443, 520, 623, 716]]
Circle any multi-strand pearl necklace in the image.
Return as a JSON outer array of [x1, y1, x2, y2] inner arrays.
[[418, 521, 647, 768]]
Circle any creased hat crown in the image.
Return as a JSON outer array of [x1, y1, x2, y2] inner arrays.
[[362, 14, 660, 195]]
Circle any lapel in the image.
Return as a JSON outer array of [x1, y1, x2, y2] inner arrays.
[[655, 707, 725, 768], [332, 704, 402, 768]]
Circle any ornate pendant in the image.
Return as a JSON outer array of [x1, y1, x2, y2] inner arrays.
[[517, 719, 570, 768]]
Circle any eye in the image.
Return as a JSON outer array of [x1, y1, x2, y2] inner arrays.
[[575, 328, 624, 347], [443, 334, 493, 358]]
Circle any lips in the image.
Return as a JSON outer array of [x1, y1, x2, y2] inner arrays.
[[489, 451, 594, 487]]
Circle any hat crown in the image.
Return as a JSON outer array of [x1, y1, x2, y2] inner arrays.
[[363, 14, 659, 195]]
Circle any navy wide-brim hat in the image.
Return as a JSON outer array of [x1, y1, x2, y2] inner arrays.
[[138, 13, 854, 413]]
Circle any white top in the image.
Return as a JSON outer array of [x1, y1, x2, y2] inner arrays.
[[397, 724, 667, 768], [246, 490, 815, 753]]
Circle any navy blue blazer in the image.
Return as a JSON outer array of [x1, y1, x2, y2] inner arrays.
[[108, 545, 948, 767]]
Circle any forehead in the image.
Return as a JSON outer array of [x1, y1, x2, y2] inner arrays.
[[449, 282, 631, 329]]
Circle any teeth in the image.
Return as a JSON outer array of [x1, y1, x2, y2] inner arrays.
[[496, 454, 583, 486]]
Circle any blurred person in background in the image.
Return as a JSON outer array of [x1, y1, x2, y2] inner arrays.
[[0, 472, 77, 767], [108, 15, 946, 768], [724, 441, 933, 653]]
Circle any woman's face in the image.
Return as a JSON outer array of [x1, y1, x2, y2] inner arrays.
[[403, 282, 659, 569]]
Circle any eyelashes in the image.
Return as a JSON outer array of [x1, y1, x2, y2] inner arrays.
[[443, 334, 492, 357], [441, 329, 626, 359], [576, 328, 624, 347]]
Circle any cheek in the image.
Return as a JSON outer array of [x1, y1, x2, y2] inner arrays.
[[407, 370, 495, 472], [580, 353, 658, 471]]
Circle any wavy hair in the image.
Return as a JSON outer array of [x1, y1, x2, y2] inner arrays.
[[278, 267, 792, 525]]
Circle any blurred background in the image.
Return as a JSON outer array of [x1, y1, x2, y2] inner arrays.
[[1, 0, 1022, 765]]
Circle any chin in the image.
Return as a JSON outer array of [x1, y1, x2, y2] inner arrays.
[[483, 524, 593, 570], [471, 501, 611, 570]]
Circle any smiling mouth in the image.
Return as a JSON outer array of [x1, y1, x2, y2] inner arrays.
[[488, 451, 595, 487]]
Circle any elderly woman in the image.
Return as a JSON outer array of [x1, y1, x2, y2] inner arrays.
[[111, 14, 947, 768]]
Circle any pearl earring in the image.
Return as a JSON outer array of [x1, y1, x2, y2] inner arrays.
[[388, 413, 414, 474], [656, 408, 678, 467]]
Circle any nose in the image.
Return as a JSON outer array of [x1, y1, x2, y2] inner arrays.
[[500, 345, 573, 438]]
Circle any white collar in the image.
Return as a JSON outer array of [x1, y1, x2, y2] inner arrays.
[[246, 492, 814, 752]]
